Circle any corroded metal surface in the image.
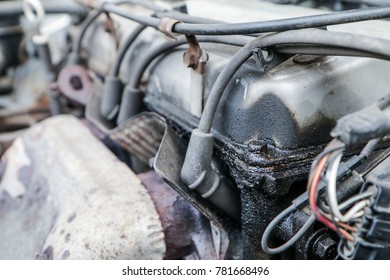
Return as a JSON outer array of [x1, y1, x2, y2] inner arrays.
[[110, 113, 166, 164], [0, 115, 165, 259], [57, 65, 93, 105], [139, 170, 229, 260]]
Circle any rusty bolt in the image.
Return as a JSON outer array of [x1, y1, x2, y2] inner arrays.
[[313, 236, 337, 259], [183, 51, 198, 69], [70, 75, 83, 90]]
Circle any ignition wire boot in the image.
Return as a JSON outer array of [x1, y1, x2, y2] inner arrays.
[[331, 104, 390, 147], [180, 129, 240, 221]]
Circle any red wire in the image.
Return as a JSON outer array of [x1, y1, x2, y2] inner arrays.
[[307, 153, 353, 241]]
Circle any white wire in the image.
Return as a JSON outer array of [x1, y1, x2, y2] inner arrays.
[[326, 150, 370, 223], [326, 151, 345, 222], [341, 200, 369, 221], [338, 190, 375, 210]]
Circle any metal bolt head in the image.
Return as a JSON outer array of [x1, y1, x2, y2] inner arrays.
[[313, 236, 337, 260], [69, 75, 83, 90]]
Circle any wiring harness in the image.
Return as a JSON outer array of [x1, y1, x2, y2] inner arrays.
[[262, 95, 390, 258]]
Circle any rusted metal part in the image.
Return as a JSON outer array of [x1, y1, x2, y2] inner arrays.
[[139, 170, 229, 260], [57, 65, 93, 105], [158, 17, 182, 39], [102, 13, 120, 48], [0, 115, 165, 259], [110, 113, 165, 164], [103, 13, 116, 34], [183, 35, 208, 74]]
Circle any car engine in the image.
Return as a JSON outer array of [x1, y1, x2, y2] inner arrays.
[[1, 0, 390, 260]]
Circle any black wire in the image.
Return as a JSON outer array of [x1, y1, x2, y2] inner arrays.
[[116, 35, 251, 124], [73, 9, 102, 53], [155, 10, 224, 25], [172, 6, 390, 35], [111, 24, 147, 77], [154, 11, 260, 38], [73, 0, 165, 54], [127, 35, 252, 90], [315, 137, 378, 214], [261, 205, 316, 255], [110, 8, 254, 78], [103, 3, 390, 36], [196, 29, 390, 133], [102, 3, 160, 28], [274, 44, 390, 59]]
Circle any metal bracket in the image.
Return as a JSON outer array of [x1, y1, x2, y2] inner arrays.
[[252, 47, 275, 73], [158, 17, 182, 40], [183, 35, 209, 74]]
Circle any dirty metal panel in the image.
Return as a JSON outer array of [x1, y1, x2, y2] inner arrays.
[[0, 115, 165, 259], [147, 49, 390, 150], [152, 113, 239, 230]]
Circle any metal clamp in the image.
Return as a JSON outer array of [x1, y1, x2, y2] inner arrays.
[[183, 35, 209, 74], [158, 17, 182, 39]]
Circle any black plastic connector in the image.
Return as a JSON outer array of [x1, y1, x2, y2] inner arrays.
[[339, 179, 390, 259], [331, 105, 390, 147]]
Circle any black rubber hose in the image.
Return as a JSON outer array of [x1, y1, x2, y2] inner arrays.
[[110, 11, 227, 77], [197, 29, 390, 133], [261, 206, 316, 255], [172, 6, 390, 35], [127, 35, 252, 89], [103, 3, 390, 36], [111, 24, 147, 77], [102, 3, 160, 28], [73, 9, 102, 53], [73, 0, 165, 54], [100, 23, 147, 118], [0, 0, 88, 17], [116, 35, 252, 124], [154, 10, 223, 24], [274, 44, 390, 59]]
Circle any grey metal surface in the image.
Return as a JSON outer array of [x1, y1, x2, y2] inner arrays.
[[138, 2, 390, 196], [146, 43, 390, 149], [0, 115, 165, 259]]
